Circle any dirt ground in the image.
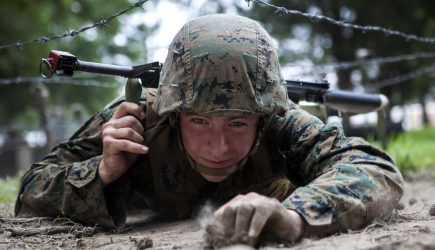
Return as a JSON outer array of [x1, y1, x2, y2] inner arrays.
[[1, 177, 434, 250]]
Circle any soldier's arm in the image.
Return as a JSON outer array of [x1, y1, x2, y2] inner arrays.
[[15, 101, 134, 228], [273, 102, 404, 237]]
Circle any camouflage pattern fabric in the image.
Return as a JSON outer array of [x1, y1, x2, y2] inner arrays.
[[153, 14, 288, 116], [15, 92, 404, 231]]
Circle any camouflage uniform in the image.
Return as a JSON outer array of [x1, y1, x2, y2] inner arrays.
[[15, 14, 404, 235]]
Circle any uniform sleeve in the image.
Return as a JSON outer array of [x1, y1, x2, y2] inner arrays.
[[274, 102, 404, 236], [14, 103, 132, 228]]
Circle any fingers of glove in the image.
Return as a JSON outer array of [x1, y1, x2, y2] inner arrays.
[[106, 115, 145, 135], [103, 136, 148, 154], [112, 102, 145, 120], [220, 205, 236, 237], [104, 127, 144, 145], [248, 203, 272, 239], [214, 194, 244, 218], [234, 204, 255, 236]]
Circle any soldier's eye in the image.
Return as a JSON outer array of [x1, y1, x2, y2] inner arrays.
[[230, 121, 246, 127], [192, 118, 208, 124]]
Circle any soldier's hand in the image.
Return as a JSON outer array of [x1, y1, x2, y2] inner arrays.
[[99, 102, 148, 186], [213, 192, 304, 246]]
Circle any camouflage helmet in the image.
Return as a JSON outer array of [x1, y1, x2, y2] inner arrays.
[[152, 14, 288, 116]]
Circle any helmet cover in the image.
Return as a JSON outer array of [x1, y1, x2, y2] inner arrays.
[[153, 14, 288, 116]]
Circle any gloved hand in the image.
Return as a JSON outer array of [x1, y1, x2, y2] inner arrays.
[[99, 102, 148, 186], [212, 192, 304, 246]]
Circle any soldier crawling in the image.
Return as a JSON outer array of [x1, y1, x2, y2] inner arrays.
[[15, 14, 404, 246]]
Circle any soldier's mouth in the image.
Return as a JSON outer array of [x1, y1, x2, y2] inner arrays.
[[202, 159, 232, 168]]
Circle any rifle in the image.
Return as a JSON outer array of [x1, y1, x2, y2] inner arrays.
[[40, 50, 388, 115], [40, 50, 161, 104], [286, 80, 388, 115]]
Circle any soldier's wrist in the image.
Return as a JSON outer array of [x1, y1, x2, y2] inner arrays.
[[97, 160, 111, 187], [286, 209, 305, 241]]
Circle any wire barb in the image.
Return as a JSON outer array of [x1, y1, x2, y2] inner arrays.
[[0, 0, 150, 51], [250, 0, 435, 44], [367, 63, 435, 90], [285, 51, 435, 74], [0, 76, 123, 88]]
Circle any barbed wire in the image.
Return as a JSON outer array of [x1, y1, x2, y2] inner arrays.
[[247, 0, 435, 44], [3, 0, 435, 52], [0, 76, 122, 88], [367, 63, 435, 90], [1, 0, 434, 90], [0, 0, 149, 51], [285, 52, 435, 73]]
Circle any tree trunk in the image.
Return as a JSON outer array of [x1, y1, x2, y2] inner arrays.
[[419, 96, 429, 126], [29, 84, 52, 153]]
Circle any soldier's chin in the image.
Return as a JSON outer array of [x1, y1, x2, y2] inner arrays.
[[200, 173, 228, 183]]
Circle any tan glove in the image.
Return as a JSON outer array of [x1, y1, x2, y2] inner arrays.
[[209, 192, 304, 247]]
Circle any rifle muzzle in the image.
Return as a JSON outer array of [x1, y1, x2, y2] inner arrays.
[[323, 90, 389, 114]]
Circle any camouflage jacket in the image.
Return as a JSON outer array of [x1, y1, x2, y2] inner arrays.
[[15, 90, 404, 234]]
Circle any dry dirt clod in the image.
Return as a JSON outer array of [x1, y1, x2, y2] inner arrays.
[[409, 198, 417, 206], [136, 237, 153, 249], [429, 204, 435, 216], [73, 227, 95, 238], [76, 239, 86, 248], [395, 202, 405, 210]]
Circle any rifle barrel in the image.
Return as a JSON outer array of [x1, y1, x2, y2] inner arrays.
[[323, 90, 388, 114], [75, 60, 136, 77]]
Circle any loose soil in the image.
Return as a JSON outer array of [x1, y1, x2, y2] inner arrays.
[[1, 177, 434, 250]]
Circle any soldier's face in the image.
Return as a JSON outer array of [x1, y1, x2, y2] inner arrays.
[[179, 112, 260, 182]]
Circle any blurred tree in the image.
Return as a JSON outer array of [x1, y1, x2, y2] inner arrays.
[[2, 0, 434, 133], [235, 0, 435, 127], [0, 0, 154, 130]]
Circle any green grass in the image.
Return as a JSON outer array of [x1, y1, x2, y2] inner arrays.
[[383, 126, 435, 177], [0, 176, 20, 204]]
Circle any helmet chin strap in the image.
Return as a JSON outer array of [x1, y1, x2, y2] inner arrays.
[[187, 156, 240, 177]]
